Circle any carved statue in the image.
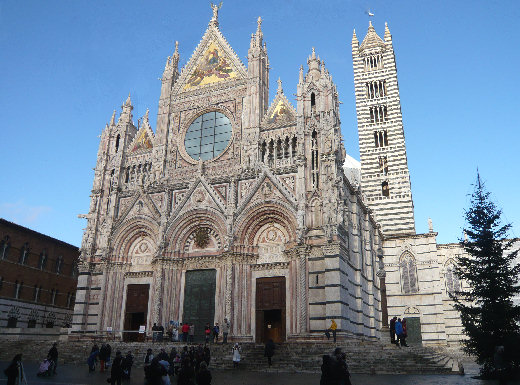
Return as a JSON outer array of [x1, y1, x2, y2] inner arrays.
[[210, 2, 222, 21]]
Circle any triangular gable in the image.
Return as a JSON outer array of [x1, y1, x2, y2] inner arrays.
[[262, 80, 296, 128], [174, 22, 247, 93], [129, 110, 155, 154], [115, 190, 161, 226], [170, 175, 226, 219], [236, 166, 297, 218]]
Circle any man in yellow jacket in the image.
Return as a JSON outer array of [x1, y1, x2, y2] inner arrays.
[[329, 319, 337, 343]]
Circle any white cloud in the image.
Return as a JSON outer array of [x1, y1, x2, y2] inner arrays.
[[0, 201, 52, 225]]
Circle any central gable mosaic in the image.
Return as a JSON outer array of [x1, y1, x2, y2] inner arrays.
[[184, 41, 237, 90]]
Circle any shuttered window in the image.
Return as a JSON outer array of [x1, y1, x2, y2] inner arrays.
[[400, 253, 418, 294]]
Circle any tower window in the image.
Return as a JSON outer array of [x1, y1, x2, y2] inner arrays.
[[115, 134, 120, 153], [381, 181, 389, 197], [291, 137, 297, 158], [366, 80, 387, 99], [311, 92, 316, 111], [311, 130, 319, 189], [378, 156, 388, 175], [364, 54, 383, 72], [369, 105, 388, 124], [373, 130, 388, 148]]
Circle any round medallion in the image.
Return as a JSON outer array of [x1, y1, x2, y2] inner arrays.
[[184, 111, 232, 161]]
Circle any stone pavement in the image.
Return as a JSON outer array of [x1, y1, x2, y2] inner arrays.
[[0, 361, 518, 385]]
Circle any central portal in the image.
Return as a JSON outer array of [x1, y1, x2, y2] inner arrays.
[[256, 276, 286, 343], [123, 284, 150, 342], [183, 269, 217, 342]]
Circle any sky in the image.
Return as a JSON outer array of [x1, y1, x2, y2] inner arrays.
[[0, 0, 518, 247]]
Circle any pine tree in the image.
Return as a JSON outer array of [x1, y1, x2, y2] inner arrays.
[[454, 173, 520, 377]]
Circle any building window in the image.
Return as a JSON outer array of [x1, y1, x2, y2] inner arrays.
[[311, 130, 319, 189], [115, 134, 120, 152], [311, 92, 316, 111], [184, 111, 232, 161], [400, 253, 419, 294], [14, 280, 22, 299], [364, 54, 384, 72], [378, 156, 389, 175], [39, 250, 47, 270], [382, 181, 390, 197], [373, 130, 388, 148], [19, 243, 29, 265], [446, 263, 461, 296], [369, 105, 388, 124], [33, 285, 41, 302], [51, 289, 58, 305], [55, 256, 63, 274], [366, 80, 387, 99], [0, 236, 10, 259]]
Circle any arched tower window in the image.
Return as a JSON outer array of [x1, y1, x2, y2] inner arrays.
[[311, 130, 319, 189], [291, 137, 297, 159], [115, 134, 121, 153], [400, 253, 418, 294], [382, 181, 389, 197], [445, 262, 461, 296], [261, 141, 267, 163], [311, 92, 316, 112]]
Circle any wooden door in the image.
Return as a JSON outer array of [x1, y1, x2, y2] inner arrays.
[[256, 277, 286, 343], [123, 284, 149, 342]]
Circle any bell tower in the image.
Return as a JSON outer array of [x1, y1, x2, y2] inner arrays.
[[352, 22, 415, 236]]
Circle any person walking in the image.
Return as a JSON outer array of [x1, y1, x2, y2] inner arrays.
[[4, 354, 28, 385], [212, 323, 220, 344], [401, 318, 409, 347], [389, 316, 397, 345], [88, 344, 99, 372], [108, 351, 123, 385], [189, 323, 195, 343], [105, 343, 112, 368], [329, 319, 338, 343], [204, 323, 211, 343], [222, 318, 231, 344], [264, 339, 275, 367], [47, 342, 58, 375], [231, 343, 241, 368], [196, 362, 212, 385], [395, 318, 404, 347], [122, 351, 134, 379], [99, 344, 107, 372], [178, 323, 184, 342]]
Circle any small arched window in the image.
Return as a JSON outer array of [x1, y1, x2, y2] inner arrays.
[[19, 243, 29, 265], [445, 262, 461, 296], [39, 250, 47, 270], [311, 92, 316, 110], [382, 181, 389, 197], [0, 236, 10, 259], [400, 253, 419, 294], [115, 134, 121, 153], [55, 255, 63, 274]]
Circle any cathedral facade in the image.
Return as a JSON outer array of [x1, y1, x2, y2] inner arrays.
[[73, 9, 385, 342]]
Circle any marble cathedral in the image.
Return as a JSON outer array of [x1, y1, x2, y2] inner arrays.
[[74, 7, 511, 346]]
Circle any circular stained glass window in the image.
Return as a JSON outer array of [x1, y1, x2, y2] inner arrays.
[[184, 111, 232, 161]]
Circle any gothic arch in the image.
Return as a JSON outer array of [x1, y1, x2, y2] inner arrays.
[[444, 259, 461, 296], [399, 252, 419, 294], [166, 208, 226, 255], [235, 202, 297, 246], [111, 218, 159, 263]]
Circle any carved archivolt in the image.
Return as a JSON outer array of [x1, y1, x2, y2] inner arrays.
[[254, 222, 289, 264], [111, 218, 159, 263], [235, 202, 296, 246]]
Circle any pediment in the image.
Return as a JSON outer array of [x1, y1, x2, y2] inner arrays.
[[116, 191, 161, 225], [236, 167, 297, 217], [174, 23, 247, 94], [171, 176, 226, 218], [262, 81, 296, 128]]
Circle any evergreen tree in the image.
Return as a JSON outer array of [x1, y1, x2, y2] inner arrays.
[[454, 173, 520, 377]]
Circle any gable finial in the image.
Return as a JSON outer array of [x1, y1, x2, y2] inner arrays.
[[210, 2, 223, 26], [277, 77, 283, 94], [144, 109, 150, 123]]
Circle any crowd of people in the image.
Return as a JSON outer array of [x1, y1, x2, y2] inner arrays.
[[389, 317, 409, 347], [152, 318, 231, 345]]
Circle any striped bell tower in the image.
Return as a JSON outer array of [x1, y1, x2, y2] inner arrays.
[[352, 22, 416, 236]]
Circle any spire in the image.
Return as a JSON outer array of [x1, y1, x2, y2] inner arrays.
[[307, 47, 321, 81], [124, 93, 132, 107], [359, 21, 385, 51], [352, 29, 359, 46], [143, 108, 149, 123], [299, 65, 304, 84], [250, 33, 255, 49], [384, 22, 392, 43], [109, 110, 116, 127], [172, 41, 179, 67], [209, 2, 222, 27], [277, 78, 283, 94], [256, 16, 263, 46], [119, 93, 133, 124]]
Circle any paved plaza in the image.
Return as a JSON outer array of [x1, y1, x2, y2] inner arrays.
[[1, 361, 519, 385]]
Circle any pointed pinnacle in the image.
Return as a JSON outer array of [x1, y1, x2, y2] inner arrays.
[[144, 109, 150, 122], [110, 110, 116, 126], [352, 29, 358, 42], [312, 47, 316, 59], [257, 16, 262, 31], [175, 40, 179, 54], [125, 93, 132, 106], [277, 78, 283, 93]]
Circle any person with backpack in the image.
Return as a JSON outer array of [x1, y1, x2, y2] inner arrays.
[[395, 318, 404, 347]]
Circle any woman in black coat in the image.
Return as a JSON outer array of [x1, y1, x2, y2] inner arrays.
[[3, 354, 25, 385], [264, 339, 275, 367]]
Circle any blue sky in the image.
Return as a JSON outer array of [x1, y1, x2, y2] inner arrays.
[[0, 0, 518, 246]]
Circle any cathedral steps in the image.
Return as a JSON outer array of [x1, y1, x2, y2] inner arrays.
[[0, 339, 460, 374]]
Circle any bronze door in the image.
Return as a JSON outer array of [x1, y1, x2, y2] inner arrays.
[[123, 284, 150, 342], [183, 269, 217, 342], [256, 277, 286, 343]]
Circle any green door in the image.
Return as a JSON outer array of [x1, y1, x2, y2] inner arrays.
[[405, 316, 422, 344], [183, 269, 217, 342]]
